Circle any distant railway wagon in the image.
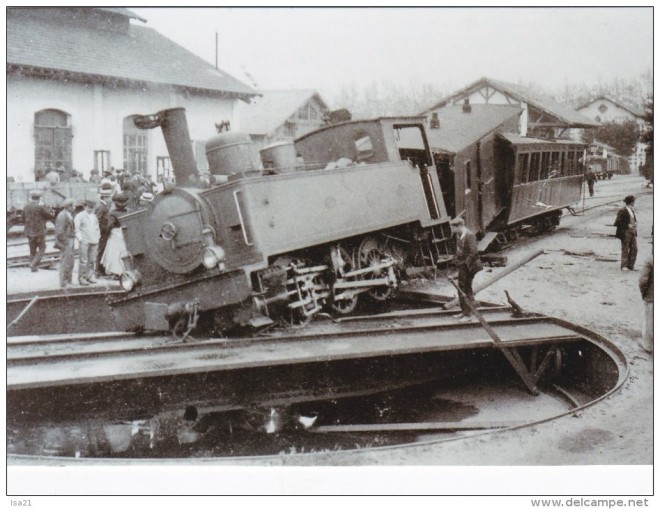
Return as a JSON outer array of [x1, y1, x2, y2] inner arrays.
[[586, 154, 628, 180], [436, 132, 586, 251], [7, 181, 101, 228]]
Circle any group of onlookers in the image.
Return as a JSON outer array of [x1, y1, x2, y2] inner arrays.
[[23, 169, 158, 288]]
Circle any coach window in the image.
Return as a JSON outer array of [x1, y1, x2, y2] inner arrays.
[[517, 153, 529, 183], [550, 152, 560, 177], [465, 160, 472, 191], [34, 109, 72, 179], [567, 152, 576, 175], [355, 135, 374, 161], [529, 152, 540, 182], [540, 152, 550, 179]]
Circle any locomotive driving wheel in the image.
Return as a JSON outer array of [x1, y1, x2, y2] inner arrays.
[[330, 246, 359, 315], [357, 236, 394, 301]]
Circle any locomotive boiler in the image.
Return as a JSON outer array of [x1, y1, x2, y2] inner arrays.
[[110, 108, 453, 338]]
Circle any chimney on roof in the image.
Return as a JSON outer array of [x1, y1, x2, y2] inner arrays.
[[462, 98, 472, 113], [430, 112, 440, 129]]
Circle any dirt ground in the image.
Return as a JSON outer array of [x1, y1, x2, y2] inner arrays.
[[221, 175, 655, 471], [6, 175, 654, 495]]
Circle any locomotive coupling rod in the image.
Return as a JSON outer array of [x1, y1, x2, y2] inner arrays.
[[446, 277, 540, 396], [443, 249, 544, 310]]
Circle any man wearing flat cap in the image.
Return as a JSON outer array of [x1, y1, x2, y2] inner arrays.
[[450, 217, 483, 322], [22, 191, 54, 272], [614, 195, 638, 271], [74, 199, 101, 285]]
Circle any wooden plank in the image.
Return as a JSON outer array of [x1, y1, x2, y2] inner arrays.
[[313, 420, 527, 433]]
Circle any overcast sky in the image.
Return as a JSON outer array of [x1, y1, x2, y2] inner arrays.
[[133, 7, 652, 104]]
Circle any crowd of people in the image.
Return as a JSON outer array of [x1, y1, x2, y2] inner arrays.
[[25, 167, 158, 289]]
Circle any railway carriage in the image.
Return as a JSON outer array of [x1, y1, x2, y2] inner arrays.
[[435, 130, 585, 251], [7, 181, 101, 229]]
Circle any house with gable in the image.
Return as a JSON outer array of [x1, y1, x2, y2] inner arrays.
[[576, 96, 647, 172], [7, 7, 258, 183], [238, 89, 330, 151], [421, 77, 599, 141]]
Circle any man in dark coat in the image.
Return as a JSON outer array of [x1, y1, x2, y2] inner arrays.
[[614, 195, 638, 271], [451, 217, 483, 322], [22, 191, 53, 272], [95, 187, 113, 276], [585, 169, 596, 197]]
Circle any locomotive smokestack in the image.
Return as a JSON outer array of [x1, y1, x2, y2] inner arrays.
[[134, 108, 200, 187]]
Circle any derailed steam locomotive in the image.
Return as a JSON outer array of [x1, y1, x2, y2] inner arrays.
[[111, 108, 453, 337]]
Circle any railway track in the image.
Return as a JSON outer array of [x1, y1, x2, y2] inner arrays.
[[7, 299, 627, 462], [7, 251, 62, 269], [7, 305, 585, 388]]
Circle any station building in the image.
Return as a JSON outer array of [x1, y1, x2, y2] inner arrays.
[[7, 7, 258, 183]]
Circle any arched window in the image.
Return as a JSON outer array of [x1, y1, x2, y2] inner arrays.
[[34, 109, 72, 177], [123, 115, 148, 175]]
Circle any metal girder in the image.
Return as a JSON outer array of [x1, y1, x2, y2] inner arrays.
[[446, 277, 546, 395]]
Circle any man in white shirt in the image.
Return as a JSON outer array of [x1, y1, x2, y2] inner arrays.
[[74, 199, 101, 285]]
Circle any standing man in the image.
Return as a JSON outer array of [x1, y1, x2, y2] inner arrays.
[[74, 199, 101, 285], [450, 217, 483, 322], [585, 169, 596, 198], [639, 257, 653, 353], [54, 198, 76, 288], [614, 195, 638, 271], [44, 164, 60, 185], [22, 191, 53, 272], [95, 187, 113, 277]]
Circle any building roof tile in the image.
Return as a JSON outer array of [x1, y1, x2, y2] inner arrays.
[[7, 11, 257, 98]]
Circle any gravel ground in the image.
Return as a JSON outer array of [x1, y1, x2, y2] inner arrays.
[[6, 175, 654, 496]]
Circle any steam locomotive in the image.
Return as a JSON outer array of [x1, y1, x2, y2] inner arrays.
[[111, 108, 453, 338]]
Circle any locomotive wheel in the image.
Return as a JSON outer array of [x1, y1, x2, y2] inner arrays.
[[171, 317, 192, 342], [330, 246, 359, 315], [357, 237, 393, 302], [280, 308, 312, 328]]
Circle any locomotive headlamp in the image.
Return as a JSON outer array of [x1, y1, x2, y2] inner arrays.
[[120, 269, 143, 292], [202, 245, 226, 270], [160, 222, 177, 241]]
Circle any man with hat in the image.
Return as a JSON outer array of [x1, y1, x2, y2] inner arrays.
[[22, 190, 54, 272], [74, 198, 101, 285], [95, 186, 114, 276], [450, 217, 483, 322], [614, 195, 638, 271], [138, 192, 154, 208], [44, 164, 60, 185], [89, 169, 101, 184], [54, 198, 76, 288]]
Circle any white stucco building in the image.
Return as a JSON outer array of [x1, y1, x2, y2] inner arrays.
[[7, 7, 258, 183], [576, 96, 647, 173]]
